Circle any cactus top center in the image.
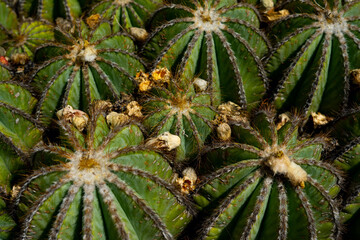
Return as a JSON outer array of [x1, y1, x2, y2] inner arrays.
[[78, 157, 100, 170], [193, 6, 222, 32], [67, 151, 109, 185], [319, 11, 347, 34], [168, 94, 193, 115], [67, 40, 98, 63], [264, 148, 307, 188], [15, 35, 27, 47]]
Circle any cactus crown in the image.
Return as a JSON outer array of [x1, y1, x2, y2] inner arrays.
[[0, 1, 53, 58], [33, 19, 145, 123], [140, 68, 216, 162], [16, 105, 195, 239], [143, 0, 269, 107], [195, 106, 342, 239], [267, 0, 360, 116]]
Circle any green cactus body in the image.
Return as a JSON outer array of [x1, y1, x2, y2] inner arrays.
[[33, 20, 145, 124], [328, 108, 360, 239], [143, 0, 269, 107], [0, 82, 42, 193], [0, 62, 11, 81], [142, 72, 216, 162], [18, 0, 84, 22], [328, 108, 360, 186], [194, 108, 342, 239], [266, 0, 360, 117], [341, 189, 360, 239], [89, 0, 162, 31], [0, 198, 16, 240], [16, 106, 195, 240], [0, 1, 53, 58]]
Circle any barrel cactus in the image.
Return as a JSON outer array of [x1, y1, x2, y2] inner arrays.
[[139, 68, 216, 163], [0, 82, 42, 194], [143, 0, 269, 107], [15, 105, 195, 239], [32, 19, 145, 124], [89, 0, 162, 32], [194, 107, 342, 239], [0, 1, 53, 58], [266, 0, 360, 117]]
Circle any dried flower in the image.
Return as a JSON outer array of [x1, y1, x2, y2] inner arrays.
[[175, 168, 197, 194], [106, 112, 130, 129], [56, 105, 89, 131], [129, 27, 149, 42], [146, 132, 181, 151]]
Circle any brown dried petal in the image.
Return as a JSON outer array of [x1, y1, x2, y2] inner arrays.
[[129, 27, 149, 42]]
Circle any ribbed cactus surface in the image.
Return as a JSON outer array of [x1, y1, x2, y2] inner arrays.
[[141, 68, 216, 162], [33, 20, 145, 124], [0, 1, 53, 58], [329, 108, 360, 187], [329, 108, 360, 239], [0, 198, 15, 239], [0, 59, 11, 81], [194, 107, 342, 239], [267, 0, 360, 116], [89, 0, 162, 31], [0, 1, 358, 239], [342, 188, 360, 239], [16, 106, 194, 239], [0, 82, 42, 193], [143, 0, 269, 107], [18, 0, 86, 22]]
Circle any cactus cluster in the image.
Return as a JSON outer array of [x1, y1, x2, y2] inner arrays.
[[0, 0, 359, 239]]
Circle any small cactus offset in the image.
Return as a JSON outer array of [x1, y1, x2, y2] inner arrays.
[[32, 19, 145, 124], [194, 107, 342, 239], [0, 1, 54, 58], [89, 0, 162, 33], [138, 68, 216, 162], [143, 0, 269, 107], [15, 105, 195, 239], [266, 0, 360, 116]]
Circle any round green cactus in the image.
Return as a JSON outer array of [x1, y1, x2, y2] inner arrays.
[[266, 0, 360, 117], [0, 1, 53, 58], [194, 107, 342, 239], [32, 20, 145, 124], [143, 0, 269, 107], [140, 68, 216, 162], [89, 0, 163, 32], [0, 82, 42, 194], [15, 105, 195, 239]]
